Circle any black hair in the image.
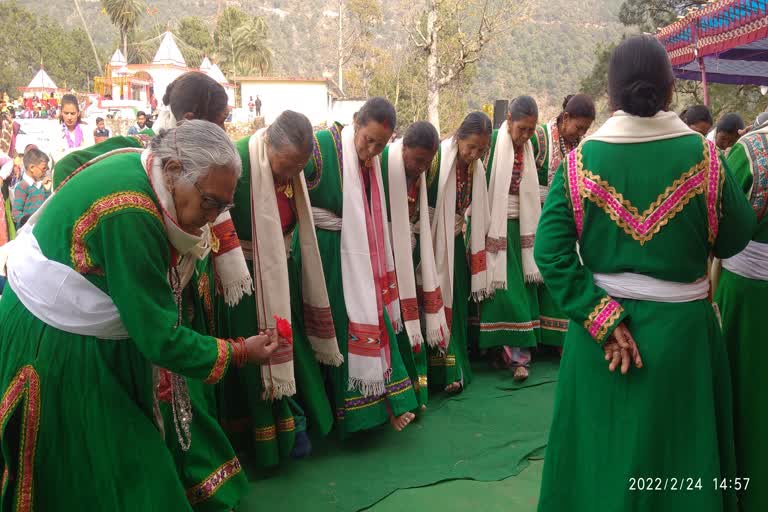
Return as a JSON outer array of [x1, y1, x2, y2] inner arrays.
[[356, 97, 396, 130], [559, 94, 596, 122], [717, 113, 745, 134], [96, 117, 104, 123], [59, 94, 81, 124], [163, 72, 229, 123], [608, 35, 674, 117], [403, 121, 439, 152], [60, 94, 79, 111], [683, 105, 712, 126], [22, 148, 49, 169], [508, 96, 538, 122], [266, 110, 314, 155], [455, 111, 492, 140], [137, 111, 147, 118]]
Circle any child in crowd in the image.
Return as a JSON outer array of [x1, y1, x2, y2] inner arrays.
[[12, 148, 50, 227], [94, 117, 111, 143]]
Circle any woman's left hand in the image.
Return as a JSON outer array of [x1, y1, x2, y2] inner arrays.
[[603, 323, 642, 374]]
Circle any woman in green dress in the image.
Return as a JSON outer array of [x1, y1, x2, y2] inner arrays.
[[218, 110, 341, 466], [294, 97, 419, 435], [535, 35, 755, 512], [531, 94, 595, 350], [714, 124, 768, 512], [152, 72, 257, 512], [427, 111, 492, 393], [479, 96, 542, 382], [381, 121, 443, 408], [53, 71, 257, 512], [0, 120, 279, 511]]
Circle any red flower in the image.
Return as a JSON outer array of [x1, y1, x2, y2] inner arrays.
[[274, 315, 293, 344]]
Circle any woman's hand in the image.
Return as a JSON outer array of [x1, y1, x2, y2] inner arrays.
[[603, 323, 643, 374], [245, 329, 279, 364]]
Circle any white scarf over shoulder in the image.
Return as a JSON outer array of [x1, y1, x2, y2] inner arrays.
[[486, 122, 542, 288]]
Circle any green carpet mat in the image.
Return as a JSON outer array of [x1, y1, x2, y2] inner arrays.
[[369, 459, 544, 512], [241, 359, 558, 512]]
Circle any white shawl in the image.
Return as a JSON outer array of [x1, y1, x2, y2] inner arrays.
[[340, 125, 400, 396], [487, 122, 542, 287], [433, 137, 490, 322], [387, 141, 449, 348]]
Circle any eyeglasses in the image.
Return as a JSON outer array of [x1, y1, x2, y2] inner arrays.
[[194, 181, 235, 214]]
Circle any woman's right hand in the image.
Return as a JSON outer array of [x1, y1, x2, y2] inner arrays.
[[603, 323, 643, 374], [245, 330, 279, 364]]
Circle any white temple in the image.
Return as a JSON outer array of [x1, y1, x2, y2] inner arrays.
[[21, 68, 60, 95], [97, 32, 235, 108]]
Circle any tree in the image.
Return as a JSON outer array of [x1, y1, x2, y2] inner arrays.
[[232, 16, 273, 76], [214, 6, 250, 78], [73, 0, 103, 71], [335, 0, 383, 93], [101, 0, 145, 62], [408, 0, 529, 133], [618, 0, 706, 31], [581, 0, 764, 122], [0, 2, 101, 94], [176, 16, 215, 66]]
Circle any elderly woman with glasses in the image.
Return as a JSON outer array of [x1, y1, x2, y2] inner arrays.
[[0, 120, 279, 511]]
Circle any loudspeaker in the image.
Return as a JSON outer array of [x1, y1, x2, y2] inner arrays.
[[493, 99, 508, 129]]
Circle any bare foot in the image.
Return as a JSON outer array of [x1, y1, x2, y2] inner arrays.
[[513, 366, 529, 382], [445, 381, 463, 394], [390, 412, 416, 431]]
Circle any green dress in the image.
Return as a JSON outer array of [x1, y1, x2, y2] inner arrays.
[[0, 152, 238, 511], [531, 121, 570, 346], [292, 124, 418, 436], [380, 145, 429, 408], [714, 133, 768, 512], [477, 129, 541, 350], [161, 257, 249, 512], [215, 135, 334, 467], [535, 133, 755, 512], [53, 136, 248, 511], [424, 145, 474, 389]]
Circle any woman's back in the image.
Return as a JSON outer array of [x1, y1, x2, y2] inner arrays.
[[572, 132, 753, 282]]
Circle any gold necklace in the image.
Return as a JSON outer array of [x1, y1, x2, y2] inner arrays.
[[277, 182, 294, 199]]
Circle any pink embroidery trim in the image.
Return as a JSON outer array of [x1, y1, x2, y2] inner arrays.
[[567, 150, 583, 238], [582, 171, 705, 239], [706, 140, 720, 243], [588, 300, 620, 338]]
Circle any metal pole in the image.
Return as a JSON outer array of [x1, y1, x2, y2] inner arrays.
[[699, 57, 710, 106]]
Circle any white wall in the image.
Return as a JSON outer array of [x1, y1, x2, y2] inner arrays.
[[224, 85, 236, 108], [330, 99, 366, 125], [240, 81, 331, 126]]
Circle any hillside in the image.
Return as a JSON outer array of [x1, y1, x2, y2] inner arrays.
[[23, 0, 625, 117]]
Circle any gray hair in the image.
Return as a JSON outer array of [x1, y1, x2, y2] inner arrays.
[[151, 120, 242, 182], [266, 110, 314, 155], [508, 95, 539, 122]]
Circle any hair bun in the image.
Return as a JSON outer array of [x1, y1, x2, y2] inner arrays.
[[162, 82, 173, 107], [622, 80, 660, 117]]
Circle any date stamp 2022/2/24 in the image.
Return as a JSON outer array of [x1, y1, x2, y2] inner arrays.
[[628, 477, 751, 492]]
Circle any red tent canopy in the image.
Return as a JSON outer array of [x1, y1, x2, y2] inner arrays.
[[657, 0, 768, 103]]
